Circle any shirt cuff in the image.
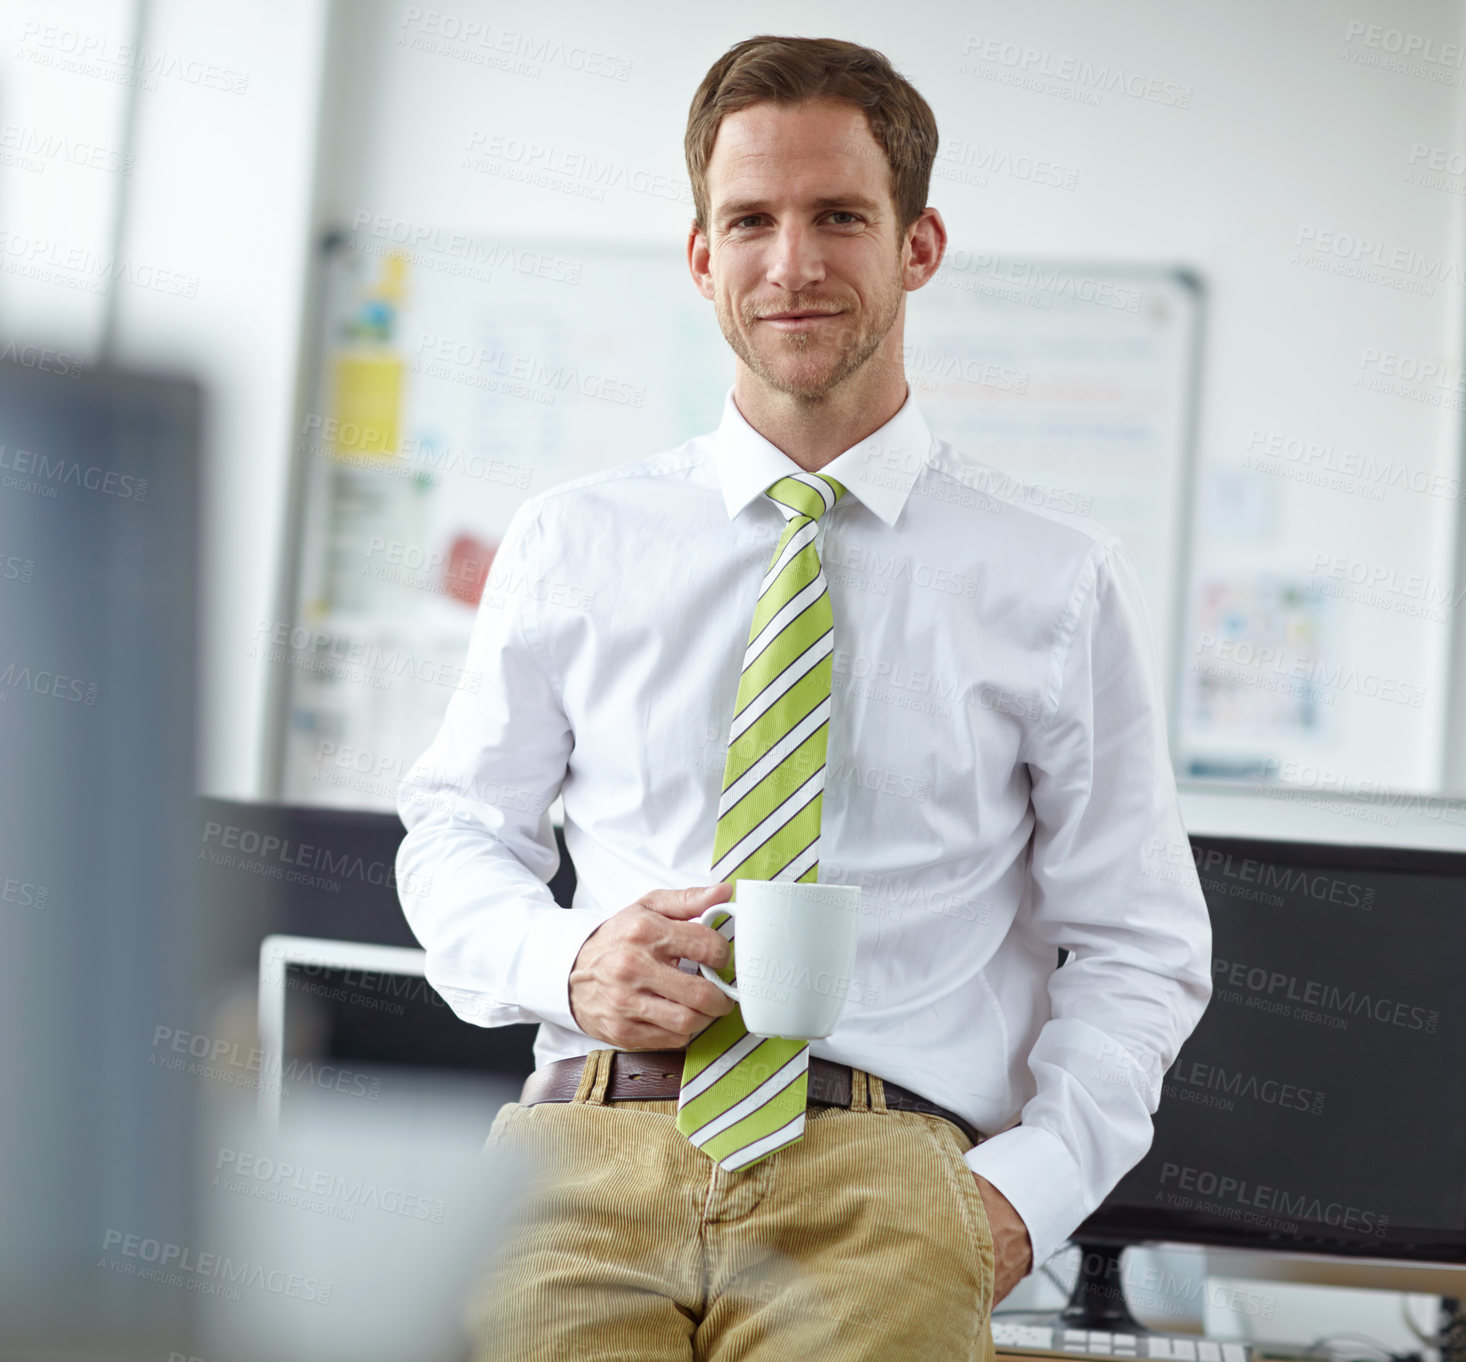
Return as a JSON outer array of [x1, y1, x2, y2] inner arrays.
[[964, 1123, 1087, 1272], [517, 905, 618, 1034]]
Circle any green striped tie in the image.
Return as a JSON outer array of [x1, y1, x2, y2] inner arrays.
[[676, 469, 848, 1170]]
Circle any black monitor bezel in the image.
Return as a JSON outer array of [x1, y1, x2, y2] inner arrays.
[[1076, 832, 1466, 1264]]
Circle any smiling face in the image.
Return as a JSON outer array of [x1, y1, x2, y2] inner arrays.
[[689, 97, 935, 406]]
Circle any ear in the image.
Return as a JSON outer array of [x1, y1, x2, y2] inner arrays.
[[687, 220, 716, 301], [901, 206, 947, 293]]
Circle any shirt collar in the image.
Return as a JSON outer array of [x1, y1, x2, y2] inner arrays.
[[712, 385, 933, 528]]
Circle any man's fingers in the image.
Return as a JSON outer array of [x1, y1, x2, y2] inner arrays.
[[631, 987, 727, 1042], [648, 958, 736, 1019], [658, 916, 732, 972], [637, 886, 735, 971], [614, 1020, 694, 1051], [641, 882, 733, 920], [570, 886, 739, 1050]]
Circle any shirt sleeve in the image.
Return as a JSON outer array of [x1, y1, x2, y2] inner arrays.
[[964, 537, 1213, 1271], [394, 497, 614, 1034]]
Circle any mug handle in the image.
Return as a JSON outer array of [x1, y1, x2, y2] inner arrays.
[[695, 904, 739, 1001]]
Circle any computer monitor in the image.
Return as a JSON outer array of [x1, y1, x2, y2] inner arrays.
[[255, 934, 534, 1134], [1067, 834, 1466, 1327]]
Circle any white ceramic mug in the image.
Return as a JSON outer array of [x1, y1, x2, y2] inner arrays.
[[695, 881, 862, 1039]]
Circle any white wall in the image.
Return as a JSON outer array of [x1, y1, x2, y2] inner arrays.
[[6, 0, 1464, 804], [0, 0, 132, 353], [113, 0, 332, 798], [310, 0, 1466, 802], [0, 0, 331, 799]]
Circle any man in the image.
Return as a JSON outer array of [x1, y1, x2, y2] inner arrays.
[[395, 33, 1212, 1362]]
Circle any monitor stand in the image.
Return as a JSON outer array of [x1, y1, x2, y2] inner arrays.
[[1059, 1241, 1147, 1334]]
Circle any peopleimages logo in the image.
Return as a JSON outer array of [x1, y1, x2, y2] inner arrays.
[[199, 820, 426, 895], [1294, 225, 1463, 289], [1212, 957, 1439, 1033], [213, 1147, 446, 1223], [1158, 1162, 1388, 1238], [1165, 1054, 1326, 1116], [251, 619, 480, 693], [1243, 425, 1461, 501], [1191, 847, 1375, 909], [0, 442, 147, 498], [827, 543, 981, 598], [100, 1230, 329, 1302], [413, 333, 644, 408], [1344, 19, 1466, 69], [149, 1025, 383, 1100], [0, 337, 85, 376], [0, 121, 134, 174], [957, 35, 1192, 108]]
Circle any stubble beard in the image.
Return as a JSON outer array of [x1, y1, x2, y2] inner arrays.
[[715, 275, 903, 405]]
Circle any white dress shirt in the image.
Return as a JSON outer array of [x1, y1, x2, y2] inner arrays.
[[395, 384, 1213, 1271]]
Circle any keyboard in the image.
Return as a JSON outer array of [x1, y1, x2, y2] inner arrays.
[[990, 1322, 1252, 1362]]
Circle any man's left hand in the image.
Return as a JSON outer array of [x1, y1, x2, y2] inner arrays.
[[973, 1173, 1033, 1305]]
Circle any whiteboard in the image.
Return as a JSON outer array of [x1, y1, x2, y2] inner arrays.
[[903, 260, 1201, 685], [276, 233, 1200, 808]]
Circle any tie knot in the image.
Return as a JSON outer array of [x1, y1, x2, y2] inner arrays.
[[765, 470, 847, 524]]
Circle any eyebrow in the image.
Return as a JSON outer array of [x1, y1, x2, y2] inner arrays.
[[716, 194, 884, 220]]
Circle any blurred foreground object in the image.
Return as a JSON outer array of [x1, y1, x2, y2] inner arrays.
[[0, 357, 204, 1357]]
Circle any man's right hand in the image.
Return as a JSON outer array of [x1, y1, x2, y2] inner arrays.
[[568, 883, 737, 1049]]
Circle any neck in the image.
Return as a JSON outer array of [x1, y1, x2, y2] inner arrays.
[[732, 344, 910, 471]]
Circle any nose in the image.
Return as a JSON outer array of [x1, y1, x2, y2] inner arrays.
[[765, 219, 826, 294]]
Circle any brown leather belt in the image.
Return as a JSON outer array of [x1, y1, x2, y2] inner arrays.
[[519, 1050, 984, 1149]]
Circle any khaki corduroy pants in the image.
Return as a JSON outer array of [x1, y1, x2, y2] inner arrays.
[[470, 1048, 997, 1362]]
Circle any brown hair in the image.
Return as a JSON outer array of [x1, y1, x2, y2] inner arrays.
[[685, 35, 939, 235]]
